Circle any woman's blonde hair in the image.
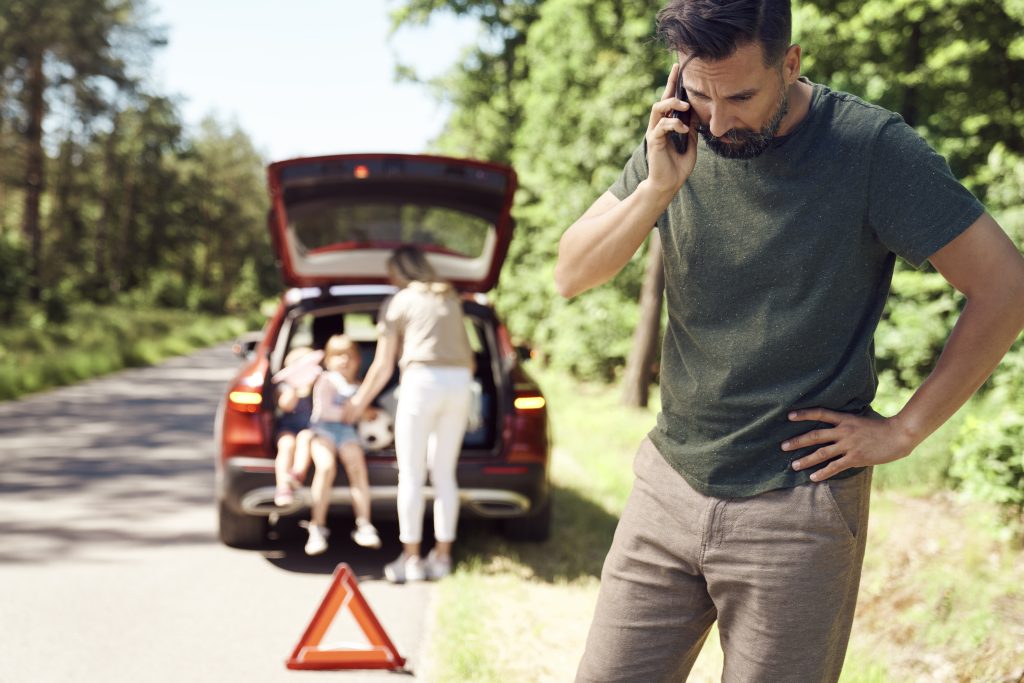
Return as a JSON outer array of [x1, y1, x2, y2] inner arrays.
[[388, 246, 452, 294]]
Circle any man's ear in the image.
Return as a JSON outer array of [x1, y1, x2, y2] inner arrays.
[[783, 44, 802, 85]]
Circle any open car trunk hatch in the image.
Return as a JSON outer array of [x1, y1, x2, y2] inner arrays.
[[267, 154, 517, 292]]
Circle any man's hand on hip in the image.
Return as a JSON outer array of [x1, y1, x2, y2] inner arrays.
[[783, 408, 918, 481]]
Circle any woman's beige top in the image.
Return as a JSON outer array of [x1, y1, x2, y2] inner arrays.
[[377, 282, 474, 373]]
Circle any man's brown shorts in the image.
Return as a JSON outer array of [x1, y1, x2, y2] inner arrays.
[[576, 438, 872, 683]]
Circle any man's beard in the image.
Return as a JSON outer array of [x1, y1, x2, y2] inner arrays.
[[699, 88, 790, 160]]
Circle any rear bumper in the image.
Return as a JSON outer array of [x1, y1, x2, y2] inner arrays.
[[219, 456, 548, 520]]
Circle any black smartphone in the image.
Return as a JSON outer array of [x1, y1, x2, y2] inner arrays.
[[669, 67, 691, 154]]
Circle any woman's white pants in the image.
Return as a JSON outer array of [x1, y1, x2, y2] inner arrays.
[[394, 366, 472, 544]]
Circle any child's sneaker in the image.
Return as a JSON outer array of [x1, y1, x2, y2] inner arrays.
[[274, 485, 294, 507], [351, 520, 382, 549], [384, 554, 425, 584], [425, 550, 452, 580], [300, 521, 329, 556]]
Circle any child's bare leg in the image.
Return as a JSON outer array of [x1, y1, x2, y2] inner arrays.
[[309, 438, 338, 527], [339, 442, 372, 523], [275, 433, 296, 487], [291, 429, 314, 481]]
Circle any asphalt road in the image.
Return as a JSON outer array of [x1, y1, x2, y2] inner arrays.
[[0, 345, 433, 682]]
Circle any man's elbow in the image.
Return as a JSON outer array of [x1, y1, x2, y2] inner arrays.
[[554, 261, 578, 299], [555, 256, 595, 298]]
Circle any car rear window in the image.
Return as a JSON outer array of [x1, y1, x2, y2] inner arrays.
[[287, 200, 492, 260]]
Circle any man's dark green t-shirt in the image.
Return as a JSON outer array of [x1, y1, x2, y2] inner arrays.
[[609, 81, 985, 498]]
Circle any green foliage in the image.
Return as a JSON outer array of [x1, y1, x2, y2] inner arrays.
[[394, 0, 665, 378], [0, 4, 277, 319], [949, 342, 1024, 534], [950, 408, 1024, 530], [975, 144, 1024, 248], [536, 285, 643, 381], [0, 303, 254, 401], [874, 269, 961, 390], [795, 0, 1024, 182]]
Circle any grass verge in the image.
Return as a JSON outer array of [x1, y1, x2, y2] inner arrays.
[[422, 367, 1024, 682], [0, 303, 258, 401]]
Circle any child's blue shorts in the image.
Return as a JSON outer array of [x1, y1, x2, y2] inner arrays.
[[311, 421, 360, 449]]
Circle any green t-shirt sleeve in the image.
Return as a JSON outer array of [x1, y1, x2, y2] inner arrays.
[[609, 142, 649, 200], [867, 115, 985, 268]]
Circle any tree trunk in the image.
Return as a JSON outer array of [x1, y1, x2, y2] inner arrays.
[[95, 124, 119, 299], [901, 21, 923, 127], [115, 163, 137, 292], [621, 231, 665, 408], [21, 48, 46, 301]]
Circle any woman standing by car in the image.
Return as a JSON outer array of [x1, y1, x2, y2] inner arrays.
[[342, 246, 474, 583]]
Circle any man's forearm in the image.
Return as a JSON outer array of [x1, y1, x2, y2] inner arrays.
[[894, 291, 1024, 446], [555, 181, 675, 298]]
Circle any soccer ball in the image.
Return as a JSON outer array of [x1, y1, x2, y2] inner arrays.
[[358, 409, 394, 450]]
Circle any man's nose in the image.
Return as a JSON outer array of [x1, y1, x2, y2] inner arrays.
[[704, 104, 736, 138]]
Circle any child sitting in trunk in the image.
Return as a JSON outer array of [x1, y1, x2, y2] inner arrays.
[[302, 334, 381, 556], [271, 347, 321, 507]]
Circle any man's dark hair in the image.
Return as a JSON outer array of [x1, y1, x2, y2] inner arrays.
[[656, 0, 791, 67]]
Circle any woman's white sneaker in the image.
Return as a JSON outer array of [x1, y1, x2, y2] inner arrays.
[[384, 554, 426, 583], [425, 550, 452, 580]]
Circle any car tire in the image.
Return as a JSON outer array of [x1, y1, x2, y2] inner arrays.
[[502, 497, 551, 542], [218, 499, 267, 549]]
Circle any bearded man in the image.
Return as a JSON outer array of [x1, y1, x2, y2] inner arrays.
[[556, 1, 1024, 681]]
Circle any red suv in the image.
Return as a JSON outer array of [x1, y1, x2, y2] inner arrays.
[[214, 154, 551, 548]]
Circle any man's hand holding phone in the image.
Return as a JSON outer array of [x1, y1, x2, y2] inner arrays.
[[645, 62, 697, 196]]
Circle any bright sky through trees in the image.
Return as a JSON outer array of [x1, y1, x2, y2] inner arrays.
[[149, 0, 478, 161]]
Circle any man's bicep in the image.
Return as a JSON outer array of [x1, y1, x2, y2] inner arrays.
[[929, 213, 1024, 298]]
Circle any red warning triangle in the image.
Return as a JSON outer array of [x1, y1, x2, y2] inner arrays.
[[286, 563, 407, 671]]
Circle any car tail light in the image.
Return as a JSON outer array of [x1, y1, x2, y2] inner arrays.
[[513, 395, 546, 411], [228, 390, 262, 413], [507, 388, 549, 464]]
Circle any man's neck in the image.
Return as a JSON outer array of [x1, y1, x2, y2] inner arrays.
[[777, 78, 813, 138]]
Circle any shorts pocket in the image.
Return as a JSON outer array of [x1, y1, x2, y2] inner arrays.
[[822, 469, 869, 541]]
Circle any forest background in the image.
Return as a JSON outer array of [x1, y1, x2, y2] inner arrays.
[[1, 0, 1022, 543]]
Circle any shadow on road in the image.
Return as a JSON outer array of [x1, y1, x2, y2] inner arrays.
[[0, 346, 238, 564], [261, 482, 620, 584], [262, 516, 411, 579]]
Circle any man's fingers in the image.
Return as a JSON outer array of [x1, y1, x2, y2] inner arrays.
[[648, 98, 691, 132], [781, 428, 834, 451], [790, 445, 837, 470], [662, 62, 679, 100], [648, 116, 690, 145], [808, 457, 852, 482], [788, 407, 844, 424]]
